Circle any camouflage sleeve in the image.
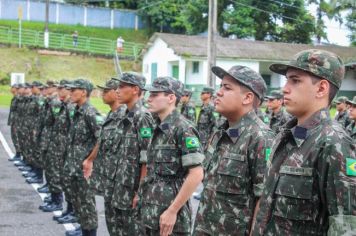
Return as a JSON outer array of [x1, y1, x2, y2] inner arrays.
[[187, 105, 196, 123], [179, 125, 205, 167], [324, 141, 356, 235], [86, 107, 104, 140], [137, 113, 155, 164], [249, 129, 275, 197]]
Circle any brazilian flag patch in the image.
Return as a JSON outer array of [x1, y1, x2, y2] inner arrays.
[[265, 148, 271, 161], [140, 128, 152, 138], [264, 117, 270, 123], [96, 115, 104, 124], [69, 110, 75, 118], [53, 107, 60, 114], [213, 112, 219, 118], [186, 137, 200, 149], [346, 158, 356, 176]]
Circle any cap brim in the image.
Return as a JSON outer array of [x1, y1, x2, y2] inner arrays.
[[346, 100, 356, 105], [145, 86, 166, 93], [211, 66, 261, 100], [115, 78, 146, 90], [97, 85, 109, 90]]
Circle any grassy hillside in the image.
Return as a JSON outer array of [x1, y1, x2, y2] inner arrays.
[[0, 46, 141, 84], [0, 19, 150, 43]]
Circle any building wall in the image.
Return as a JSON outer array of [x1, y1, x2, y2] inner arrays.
[[0, 0, 145, 29], [142, 38, 180, 84]]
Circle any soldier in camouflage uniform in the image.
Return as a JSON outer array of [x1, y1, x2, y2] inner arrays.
[[41, 80, 74, 212], [193, 65, 275, 235], [266, 90, 291, 133], [106, 73, 155, 235], [346, 96, 356, 140], [64, 79, 102, 236], [334, 96, 351, 129], [12, 84, 26, 166], [251, 49, 356, 235], [141, 76, 205, 236], [197, 87, 217, 149], [82, 78, 126, 235], [21, 81, 45, 181], [180, 89, 196, 122], [8, 83, 22, 161]]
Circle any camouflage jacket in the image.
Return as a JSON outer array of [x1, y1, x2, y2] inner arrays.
[[252, 108, 356, 236], [25, 95, 45, 134], [197, 102, 218, 147], [7, 95, 18, 126], [64, 101, 103, 177], [334, 110, 351, 129], [140, 109, 205, 233], [268, 108, 291, 133], [180, 101, 196, 123], [90, 105, 126, 196], [47, 99, 72, 157], [111, 101, 155, 209], [39, 96, 58, 151], [256, 108, 270, 124], [195, 110, 275, 235], [346, 120, 356, 140]]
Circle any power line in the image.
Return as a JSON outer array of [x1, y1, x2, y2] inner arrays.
[[265, 0, 305, 10]]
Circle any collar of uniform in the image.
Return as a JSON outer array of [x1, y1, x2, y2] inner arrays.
[[158, 109, 180, 134], [271, 108, 284, 119], [224, 110, 256, 143], [76, 101, 90, 114], [289, 108, 330, 146], [125, 100, 142, 119]]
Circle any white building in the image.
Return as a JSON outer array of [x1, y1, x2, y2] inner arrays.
[[141, 33, 356, 98]]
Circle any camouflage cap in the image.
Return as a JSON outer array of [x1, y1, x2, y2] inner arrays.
[[212, 65, 267, 101], [67, 78, 94, 92], [201, 87, 215, 94], [31, 81, 44, 87], [335, 96, 348, 104], [183, 89, 193, 97], [24, 82, 32, 88], [269, 49, 345, 88], [266, 90, 284, 100], [17, 83, 25, 88], [346, 96, 356, 106], [58, 79, 70, 88], [11, 83, 19, 88], [113, 72, 146, 90], [146, 76, 184, 98], [97, 78, 120, 90]]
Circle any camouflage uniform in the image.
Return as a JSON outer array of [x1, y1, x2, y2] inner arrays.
[[180, 89, 196, 123], [334, 96, 351, 129], [345, 97, 356, 140], [108, 73, 155, 235], [8, 88, 21, 155], [194, 65, 274, 236], [265, 90, 291, 133], [64, 79, 103, 231], [141, 77, 205, 235], [197, 87, 218, 149], [252, 49, 356, 235]]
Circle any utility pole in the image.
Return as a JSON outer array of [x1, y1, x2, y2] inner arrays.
[[44, 0, 49, 48], [207, 0, 217, 88]]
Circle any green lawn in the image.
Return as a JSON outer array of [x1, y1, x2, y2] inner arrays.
[[0, 19, 150, 43]]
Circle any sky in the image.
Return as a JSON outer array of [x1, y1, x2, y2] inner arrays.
[[308, 4, 351, 46]]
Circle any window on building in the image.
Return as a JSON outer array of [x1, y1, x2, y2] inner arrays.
[[262, 74, 271, 87], [193, 61, 199, 73]]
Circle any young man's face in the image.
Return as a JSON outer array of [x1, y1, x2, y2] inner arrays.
[[70, 88, 86, 103], [283, 68, 321, 118], [58, 87, 70, 101], [200, 92, 211, 102], [116, 82, 136, 104], [349, 104, 356, 120], [215, 75, 245, 116], [147, 92, 171, 114], [181, 95, 189, 103], [102, 89, 117, 105], [336, 102, 346, 112], [267, 98, 282, 111]]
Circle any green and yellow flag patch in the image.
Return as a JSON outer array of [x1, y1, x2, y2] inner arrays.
[[96, 115, 104, 124], [53, 107, 60, 114], [140, 128, 152, 138], [346, 158, 356, 176], [186, 137, 200, 149], [265, 148, 271, 161]]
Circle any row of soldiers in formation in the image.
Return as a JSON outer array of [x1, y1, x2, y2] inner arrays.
[[7, 48, 356, 236]]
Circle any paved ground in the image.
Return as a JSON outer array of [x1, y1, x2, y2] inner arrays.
[[0, 107, 201, 235]]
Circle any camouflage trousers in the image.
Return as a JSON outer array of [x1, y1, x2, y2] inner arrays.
[[45, 151, 64, 193], [10, 124, 21, 153], [109, 206, 144, 236], [61, 172, 73, 206], [67, 175, 98, 230]]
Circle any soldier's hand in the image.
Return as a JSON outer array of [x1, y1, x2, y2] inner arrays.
[[159, 208, 177, 236], [132, 193, 139, 208], [83, 159, 93, 179]]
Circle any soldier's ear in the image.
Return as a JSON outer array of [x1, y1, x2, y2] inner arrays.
[[242, 91, 254, 105], [315, 79, 329, 100]]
